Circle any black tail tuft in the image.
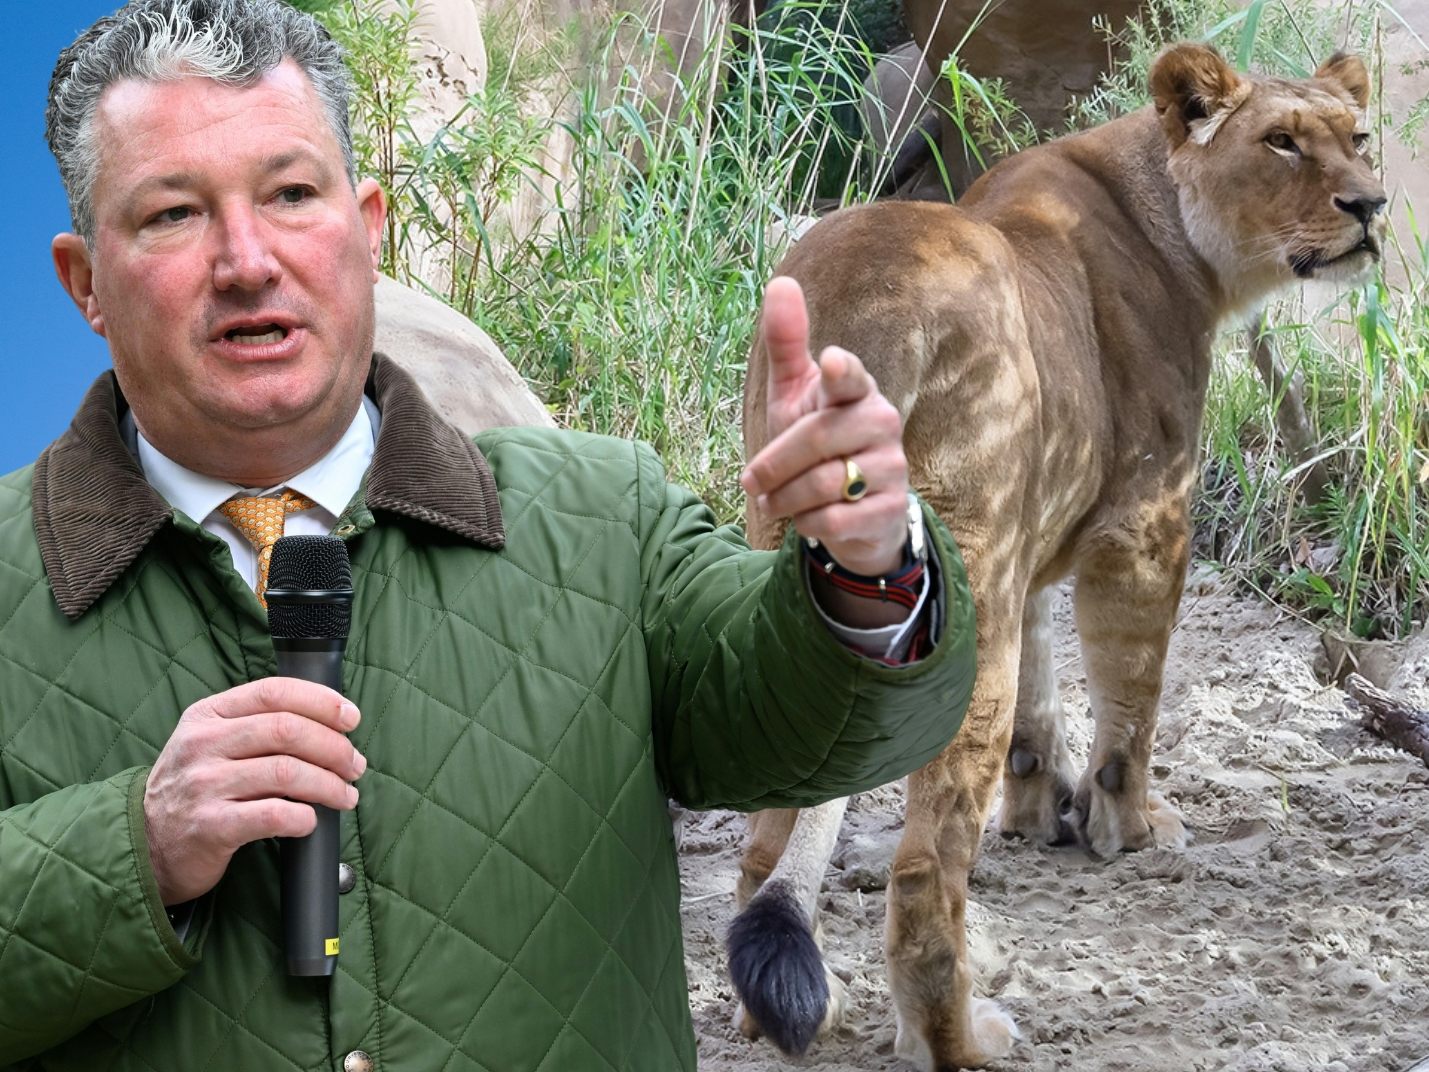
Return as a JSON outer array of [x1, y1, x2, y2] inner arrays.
[[725, 880, 828, 1056]]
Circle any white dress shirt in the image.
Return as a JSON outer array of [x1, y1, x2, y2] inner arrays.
[[134, 405, 375, 591]]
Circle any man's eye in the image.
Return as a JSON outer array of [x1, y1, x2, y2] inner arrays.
[[277, 186, 311, 204], [152, 206, 192, 225], [1265, 131, 1300, 154]]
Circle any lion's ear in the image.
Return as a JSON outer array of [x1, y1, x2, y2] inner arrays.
[[1315, 52, 1371, 109], [1150, 43, 1244, 148]]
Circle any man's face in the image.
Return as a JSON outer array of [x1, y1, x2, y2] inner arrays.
[[53, 60, 386, 483]]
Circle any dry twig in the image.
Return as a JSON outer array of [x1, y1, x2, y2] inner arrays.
[[1344, 673, 1429, 768]]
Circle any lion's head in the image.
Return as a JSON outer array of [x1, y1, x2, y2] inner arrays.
[[1150, 43, 1386, 307]]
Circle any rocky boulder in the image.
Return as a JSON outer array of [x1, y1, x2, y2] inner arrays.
[[373, 274, 554, 434], [901, 0, 1145, 192]]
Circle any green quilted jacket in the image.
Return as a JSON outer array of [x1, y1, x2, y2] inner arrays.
[[0, 356, 976, 1072]]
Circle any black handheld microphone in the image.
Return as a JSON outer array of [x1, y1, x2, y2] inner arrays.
[[266, 534, 355, 977]]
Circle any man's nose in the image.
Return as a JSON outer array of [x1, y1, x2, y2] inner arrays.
[[212, 208, 281, 290]]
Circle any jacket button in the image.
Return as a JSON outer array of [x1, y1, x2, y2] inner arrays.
[[337, 862, 356, 894], [343, 1051, 373, 1072]]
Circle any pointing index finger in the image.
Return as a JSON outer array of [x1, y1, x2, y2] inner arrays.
[[817, 347, 873, 409]]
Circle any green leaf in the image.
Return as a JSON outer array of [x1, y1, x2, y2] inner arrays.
[[1237, 0, 1267, 70]]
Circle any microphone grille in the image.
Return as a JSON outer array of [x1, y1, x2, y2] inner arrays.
[[267, 535, 354, 640]]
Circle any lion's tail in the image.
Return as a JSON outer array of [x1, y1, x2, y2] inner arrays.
[[725, 796, 850, 1056], [726, 878, 829, 1055]]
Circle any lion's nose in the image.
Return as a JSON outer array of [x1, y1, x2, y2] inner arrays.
[[1334, 194, 1388, 225]]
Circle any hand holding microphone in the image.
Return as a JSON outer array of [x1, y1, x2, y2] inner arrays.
[[142, 537, 361, 974]]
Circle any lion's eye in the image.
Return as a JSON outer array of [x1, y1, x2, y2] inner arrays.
[[1265, 131, 1300, 154], [1352, 132, 1372, 154]]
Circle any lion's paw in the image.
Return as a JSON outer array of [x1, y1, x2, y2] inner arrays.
[[894, 998, 1018, 1070], [997, 746, 1078, 846], [733, 1000, 761, 1041], [1080, 776, 1191, 858], [966, 997, 1020, 1062], [821, 967, 848, 1034], [1144, 789, 1192, 848]]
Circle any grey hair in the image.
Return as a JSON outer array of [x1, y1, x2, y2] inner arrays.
[[46, 0, 356, 243]]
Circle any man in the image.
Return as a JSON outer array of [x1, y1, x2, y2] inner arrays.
[[0, 1, 975, 1068]]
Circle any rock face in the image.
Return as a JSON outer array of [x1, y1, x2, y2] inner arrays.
[[1371, 0, 1429, 287], [371, 0, 493, 290], [373, 275, 554, 435], [901, 0, 1146, 192], [860, 40, 936, 161], [379, 0, 486, 94], [1389, 629, 1429, 709]]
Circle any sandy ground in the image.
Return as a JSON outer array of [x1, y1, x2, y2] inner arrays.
[[677, 573, 1429, 1071]]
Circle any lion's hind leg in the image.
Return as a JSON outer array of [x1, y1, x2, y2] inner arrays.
[[727, 797, 850, 1054], [886, 624, 1021, 1069]]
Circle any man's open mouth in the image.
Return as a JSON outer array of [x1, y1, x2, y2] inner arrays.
[[224, 324, 289, 345]]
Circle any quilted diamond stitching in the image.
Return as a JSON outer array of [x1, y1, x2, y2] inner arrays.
[[0, 547, 256, 785], [529, 848, 688, 1071], [322, 726, 668, 1070], [0, 822, 134, 991], [192, 925, 301, 1072], [366, 620, 647, 874], [385, 818, 655, 1072], [375, 650, 623, 996], [616, 925, 686, 1071], [351, 559, 646, 748], [169, 897, 312, 1072], [362, 517, 644, 872], [275, 597, 662, 1063], [57, 882, 125, 1032], [0, 562, 42, 616]]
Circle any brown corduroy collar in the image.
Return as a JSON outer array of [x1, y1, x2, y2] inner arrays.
[[33, 353, 505, 620]]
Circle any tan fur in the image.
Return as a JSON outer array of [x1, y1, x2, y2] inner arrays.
[[738, 45, 1384, 1068]]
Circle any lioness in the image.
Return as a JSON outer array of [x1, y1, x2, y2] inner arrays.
[[730, 43, 1385, 1068]]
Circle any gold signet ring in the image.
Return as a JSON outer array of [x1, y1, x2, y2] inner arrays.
[[841, 458, 868, 502]]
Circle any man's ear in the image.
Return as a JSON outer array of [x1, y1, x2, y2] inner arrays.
[[1150, 43, 1245, 148], [355, 178, 387, 283], [1315, 52, 1371, 110], [52, 233, 107, 337]]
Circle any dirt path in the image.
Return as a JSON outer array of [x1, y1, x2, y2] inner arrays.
[[679, 577, 1429, 1071]]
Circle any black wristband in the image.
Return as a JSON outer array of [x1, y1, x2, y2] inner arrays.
[[803, 536, 925, 608], [802, 494, 929, 609]]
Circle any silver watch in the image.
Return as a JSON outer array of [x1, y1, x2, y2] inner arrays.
[[907, 492, 928, 563]]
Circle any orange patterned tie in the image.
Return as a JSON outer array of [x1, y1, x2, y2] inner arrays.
[[218, 488, 316, 606]]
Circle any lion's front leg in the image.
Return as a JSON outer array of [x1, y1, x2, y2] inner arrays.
[[998, 586, 1079, 845], [1069, 502, 1193, 857]]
